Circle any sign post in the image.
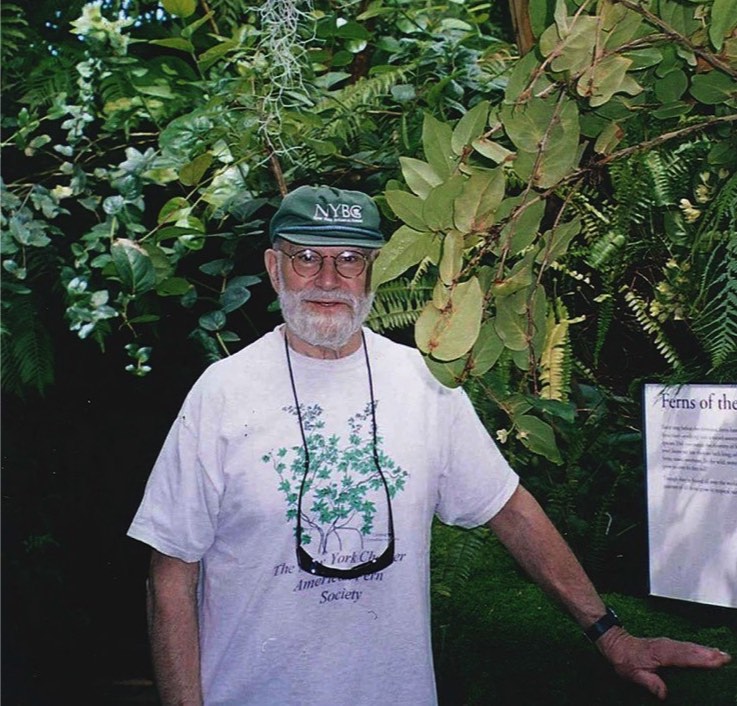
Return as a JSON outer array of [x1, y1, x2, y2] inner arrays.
[[644, 383, 737, 608]]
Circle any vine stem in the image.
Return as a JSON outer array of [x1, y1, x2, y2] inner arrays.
[[615, 0, 737, 79], [595, 113, 737, 166]]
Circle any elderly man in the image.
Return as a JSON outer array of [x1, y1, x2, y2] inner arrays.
[[128, 185, 730, 706]]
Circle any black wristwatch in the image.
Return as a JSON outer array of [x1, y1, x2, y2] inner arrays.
[[584, 606, 622, 643]]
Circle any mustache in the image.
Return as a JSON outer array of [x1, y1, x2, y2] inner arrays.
[[292, 288, 359, 306]]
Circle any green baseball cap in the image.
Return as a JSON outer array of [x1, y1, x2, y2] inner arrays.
[[269, 185, 385, 249]]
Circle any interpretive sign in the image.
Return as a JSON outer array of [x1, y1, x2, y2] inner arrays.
[[644, 383, 737, 608]]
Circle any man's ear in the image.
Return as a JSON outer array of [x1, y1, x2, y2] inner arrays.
[[264, 249, 280, 292]]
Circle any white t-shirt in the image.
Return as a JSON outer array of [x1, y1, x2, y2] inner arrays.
[[128, 327, 519, 706]]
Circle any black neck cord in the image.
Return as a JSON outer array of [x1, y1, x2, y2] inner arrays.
[[283, 329, 395, 557]]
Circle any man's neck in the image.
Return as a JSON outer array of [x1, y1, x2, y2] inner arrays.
[[283, 327, 363, 360]]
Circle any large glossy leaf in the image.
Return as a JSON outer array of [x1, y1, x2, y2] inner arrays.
[[453, 169, 505, 234], [601, 0, 642, 50], [220, 275, 258, 313], [539, 16, 598, 74], [179, 152, 213, 186], [385, 190, 427, 231], [472, 138, 515, 164], [690, 71, 737, 105], [400, 157, 443, 199], [439, 230, 464, 285], [710, 0, 737, 51], [422, 113, 456, 179], [495, 290, 530, 351], [371, 226, 439, 289], [536, 217, 581, 264], [491, 252, 535, 298], [422, 176, 464, 232], [501, 95, 580, 188], [415, 277, 483, 361], [111, 239, 157, 295], [516, 414, 562, 463], [423, 354, 468, 388], [577, 55, 641, 107], [451, 100, 490, 156], [162, 0, 196, 18], [496, 196, 545, 256], [468, 319, 505, 376]]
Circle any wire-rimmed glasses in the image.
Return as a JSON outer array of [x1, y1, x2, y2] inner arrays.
[[281, 248, 369, 279]]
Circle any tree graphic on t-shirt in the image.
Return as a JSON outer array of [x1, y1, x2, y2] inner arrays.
[[263, 403, 407, 555]]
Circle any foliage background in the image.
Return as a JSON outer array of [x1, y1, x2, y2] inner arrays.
[[1, 0, 736, 702]]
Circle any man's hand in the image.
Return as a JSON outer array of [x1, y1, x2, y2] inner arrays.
[[597, 627, 732, 700]]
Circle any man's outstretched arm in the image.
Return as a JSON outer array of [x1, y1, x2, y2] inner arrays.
[[147, 549, 203, 706], [487, 485, 731, 700]]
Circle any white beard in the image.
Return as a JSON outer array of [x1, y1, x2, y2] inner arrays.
[[277, 267, 374, 350]]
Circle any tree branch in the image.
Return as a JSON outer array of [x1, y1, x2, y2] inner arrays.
[[615, 0, 737, 79]]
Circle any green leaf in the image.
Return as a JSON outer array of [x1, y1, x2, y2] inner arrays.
[[451, 100, 490, 156], [594, 121, 624, 154], [422, 177, 464, 232], [422, 113, 456, 179], [199, 310, 226, 331], [415, 277, 483, 361], [399, 157, 443, 198], [710, 0, 737, 51], [501, 95, 580, 188], [516, 414, 562, 463], [439, 230, 464, 285], [536, 217, 581, 264], [654, 70, 688, 103], [156, 277, 193, 296], [423, 354, 467, 388], [495, 291, 530, 350], [149, 37, 195, 52], [372, 226, 439, 288], [220, 279, 253, 313], [453, 169, 505, 234], [199, 259, 233, 277], [468, 319, 505, 376], [162, 0, 196, 18], [491, 252, 535, 298], [179, 152, 213, 186], [540, 16, 598, 74], [472, 138, 515, 164], [690, 71, 737, 105], [577, 55, 640, 107], [110, 239, 157, 295], [492, 195, 544, 257], [158, 197, 190, 224], [385, 190, 427, 231]]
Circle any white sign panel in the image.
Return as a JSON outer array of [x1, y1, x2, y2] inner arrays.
[[644, 383, 737, 608]]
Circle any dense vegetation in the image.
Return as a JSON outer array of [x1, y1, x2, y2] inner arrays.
[[2, 0, 735, 702]]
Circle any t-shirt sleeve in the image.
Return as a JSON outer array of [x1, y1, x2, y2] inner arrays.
[[435, 388, 519, 528], [127, 378, 224, 562]]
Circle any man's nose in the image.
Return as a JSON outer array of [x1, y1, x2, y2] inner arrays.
[[314, 257, 341, 288]]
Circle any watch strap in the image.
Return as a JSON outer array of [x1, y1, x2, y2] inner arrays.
[[584, 606, 621, 643]]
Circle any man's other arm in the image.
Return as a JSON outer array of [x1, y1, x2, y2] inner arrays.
[[147, 549, 203, 706], [487, 485, 731, 701]]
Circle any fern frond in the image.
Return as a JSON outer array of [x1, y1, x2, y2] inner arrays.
[[0, 293, 54, 396], [431, 523, 489, 600], [367, 277, 433, 333], [692, 238, 737, 369], [621, 286, 682, 369], [0, 4, 29, 61], [315, 67, 413, 116]]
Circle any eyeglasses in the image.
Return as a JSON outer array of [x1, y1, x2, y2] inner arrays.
[[280, 248, 370, 279]]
